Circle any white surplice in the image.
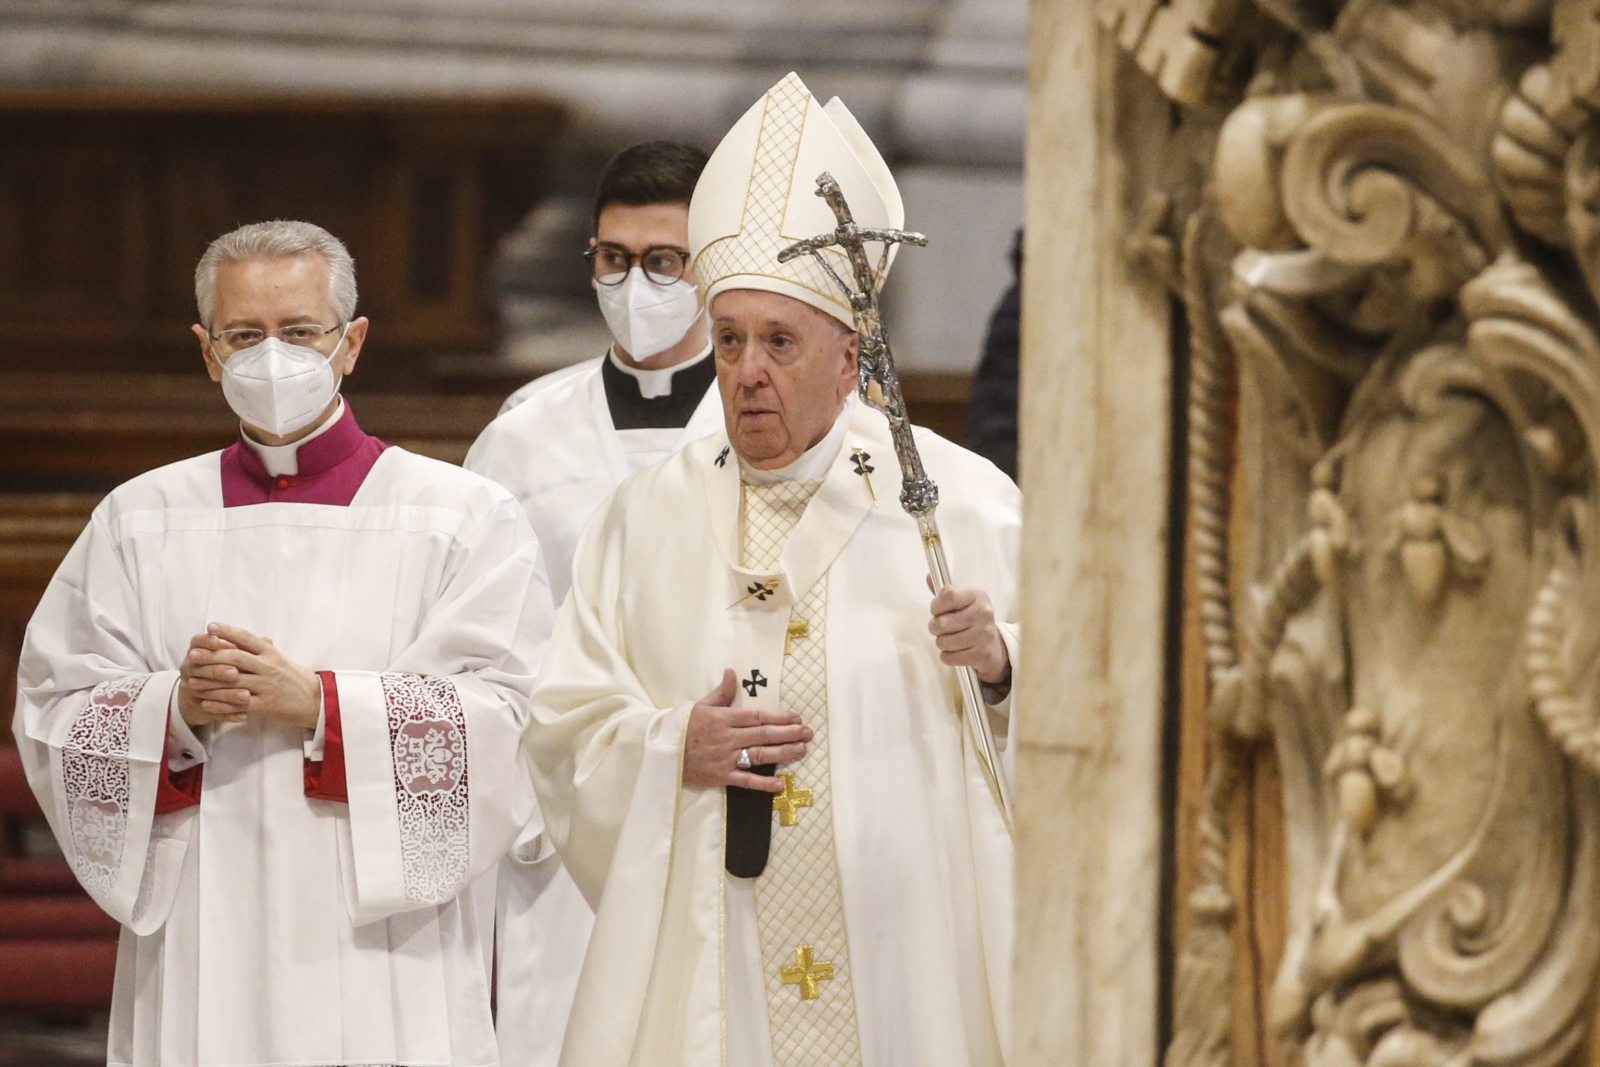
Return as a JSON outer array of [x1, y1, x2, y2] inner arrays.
[[465, 350, 721, 1067], [525, 401, 1019, 1067], [14, 445, 552, 1067], [469, 351, 724, 604]]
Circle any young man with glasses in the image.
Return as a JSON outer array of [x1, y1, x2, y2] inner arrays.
[[464, 140, 717, 1067], [14, 220, 551, 1067]]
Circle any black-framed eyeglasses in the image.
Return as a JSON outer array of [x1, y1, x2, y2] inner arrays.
[[207, 322, 343, 356], [583, 244, 691, 286]]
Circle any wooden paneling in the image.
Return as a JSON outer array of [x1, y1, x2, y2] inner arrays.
[[900, 372, 970, 445], [0, 370, 973, 492], [0, 91, 565, 387], [0, 374, 505, 492]]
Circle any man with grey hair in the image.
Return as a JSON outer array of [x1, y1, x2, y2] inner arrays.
[[14, 219, 553, 1067]]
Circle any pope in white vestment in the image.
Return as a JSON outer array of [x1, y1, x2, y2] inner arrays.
[[465, 141, 721, 1066], [525, 74, 1018, 1067], [13, 222, 550, 1067]]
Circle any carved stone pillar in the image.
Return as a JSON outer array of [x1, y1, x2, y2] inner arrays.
[[1014, 2, 1172, 1065], [1021, 1, 1600, 1066]]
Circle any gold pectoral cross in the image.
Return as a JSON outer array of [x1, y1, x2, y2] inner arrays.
[[780, 945, 835, 1001], [773, 772, 813, 827]]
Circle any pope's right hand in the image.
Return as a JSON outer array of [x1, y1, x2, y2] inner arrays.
[[682, 669, 812, 793], [177, 631, 250, 727]]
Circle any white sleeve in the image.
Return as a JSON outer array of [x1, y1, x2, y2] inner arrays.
[[301, 677, 327, 762], [13, 509, 195, 934], [165, 689, 208, 772], [522, 496, 690, 908], [333, 496, 553, 925]]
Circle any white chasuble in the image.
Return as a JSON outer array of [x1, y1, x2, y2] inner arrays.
[[14, 442, 552, 1067], [526, 402, 1019, 1067], [466, 354, 720, 1067]]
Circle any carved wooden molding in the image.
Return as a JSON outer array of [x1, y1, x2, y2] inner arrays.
[[1099, 0, 1243, 106], [1114, 3, 1600, 1067]]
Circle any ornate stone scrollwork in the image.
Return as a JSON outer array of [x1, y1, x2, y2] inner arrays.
[[1107, 2, 1600, 1067]]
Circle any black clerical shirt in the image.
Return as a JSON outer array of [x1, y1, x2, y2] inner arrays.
[[601, 350, 719, 430]]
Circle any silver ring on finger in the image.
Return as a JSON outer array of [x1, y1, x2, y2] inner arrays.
[[736, 748, 752, 769]]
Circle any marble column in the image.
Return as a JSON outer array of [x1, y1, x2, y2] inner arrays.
[[1014, 2, 1172, 1064]]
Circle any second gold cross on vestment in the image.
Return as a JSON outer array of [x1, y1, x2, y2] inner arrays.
[[773, 772, 812, 827], [780, 945, 834, 1001]]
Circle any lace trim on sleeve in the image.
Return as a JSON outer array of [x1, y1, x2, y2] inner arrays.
[[380, 673, 470, 904], [61, 675, 150, 894]]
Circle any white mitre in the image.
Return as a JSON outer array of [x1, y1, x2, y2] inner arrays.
[[689, 71, 905, 329]]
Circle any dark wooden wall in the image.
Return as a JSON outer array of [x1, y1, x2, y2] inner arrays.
[[0, 91, 566, 388]]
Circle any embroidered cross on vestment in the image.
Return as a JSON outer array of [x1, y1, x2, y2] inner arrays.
[[772, 772, 813, 827], [850, 447, 877, 501], [780, 945, 835, 1001]]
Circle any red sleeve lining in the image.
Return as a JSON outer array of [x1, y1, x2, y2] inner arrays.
[[303, 670, 349, 803], [155, 762, 203, 814]]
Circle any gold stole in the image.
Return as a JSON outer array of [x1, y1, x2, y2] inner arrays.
[[739, 479, 863, 1066]]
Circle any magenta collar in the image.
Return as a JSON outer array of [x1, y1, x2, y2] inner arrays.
[[220, 403, 390, 507]]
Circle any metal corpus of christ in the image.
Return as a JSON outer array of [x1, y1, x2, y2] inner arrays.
[[778, 171, 1015, 834]]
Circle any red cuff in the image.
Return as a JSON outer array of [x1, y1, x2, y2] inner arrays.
[[155, 763, 203, 814], [303, 670, 348, 803]]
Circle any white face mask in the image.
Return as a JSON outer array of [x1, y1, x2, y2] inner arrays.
[[218, 326, 348, 437], [594, 267, 703, 359]]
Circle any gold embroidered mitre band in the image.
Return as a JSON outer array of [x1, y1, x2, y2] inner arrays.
[[688, 71, 904, 329]]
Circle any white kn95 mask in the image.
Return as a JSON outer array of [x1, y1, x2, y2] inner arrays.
[[219, 326, 348, 437], [594, 267, 703, 359]]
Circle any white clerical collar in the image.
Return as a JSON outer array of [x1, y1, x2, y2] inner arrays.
[[607, 343, 714, 400], [242, 397, 345, 478], [740, 395, 856, 485]]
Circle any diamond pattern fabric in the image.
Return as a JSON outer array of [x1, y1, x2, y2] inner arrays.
[[740, 479, 862, 1067], [740, 480, 822, 573], [692, 75, 869, 320]]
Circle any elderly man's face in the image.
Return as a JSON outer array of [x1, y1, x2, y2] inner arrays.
[[712, 289, 858, 469], [192, 253, 367, 388]]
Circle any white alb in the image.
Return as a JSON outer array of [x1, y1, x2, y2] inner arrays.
[[14, 445, 552, 1067]]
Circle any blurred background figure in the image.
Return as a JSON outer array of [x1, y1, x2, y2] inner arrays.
[[0, 0, 1022, 1059], [964, 229, 1022, 480]]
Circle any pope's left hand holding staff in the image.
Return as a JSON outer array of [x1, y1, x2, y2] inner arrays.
[[525, 72, 1019, 1067], [13, 220, 552, 1067]]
